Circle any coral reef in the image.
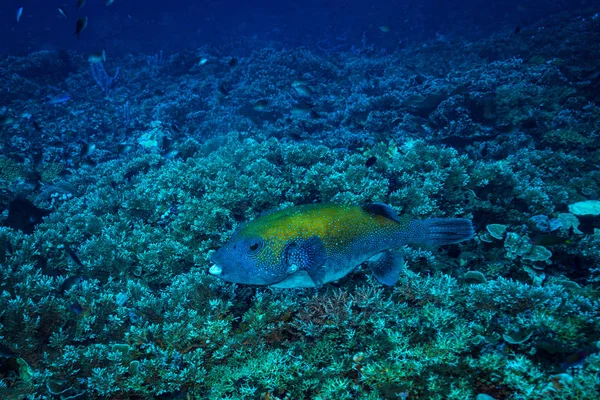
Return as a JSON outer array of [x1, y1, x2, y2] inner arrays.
[[1, 10, 600, 400]]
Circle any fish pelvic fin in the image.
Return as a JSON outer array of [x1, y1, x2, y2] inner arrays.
[[367, 250, 405, 286]]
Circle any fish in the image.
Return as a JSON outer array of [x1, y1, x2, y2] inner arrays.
[[365, 156, 377, 168], [228, 58, 238, 67], [74, 16, 88, 39], [163, 149, 179, 159], [31, 117, 43, 133], [514, 26, 521, 34], [79, 142, 95, 160], [88, 48, 106, 63], [0, 237, 10, 264], [69, 301, 84, 315], [198, 58, 208, 65], [253, 99, 269, 111], [32, 147, 44, 169], [0, 343, 18, 358], [58, 5, 69, 19], [218, 84, 230, 96], [168, 123, 181, 136], [64, 245, 84, 268], [46, 94, 71, 105], [292, 79, 313, 87], [57, 275, 82, 295], [74, 0, 86, 8], [210, 203, 474, 288], [17, 7, 23, 23], [379, 25, 390, 33], [0, 115, 16, 126], [4, 199, 51, 234], [561, 351, 587, 370], [291, 101, 314, 116], [529, 234, 571, 246], [293, 84, 313, 98], [118, 143, 133, 155], [106, 0, 115, 6]]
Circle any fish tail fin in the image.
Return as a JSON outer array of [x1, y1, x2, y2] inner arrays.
[[409, 218, 474, 246]]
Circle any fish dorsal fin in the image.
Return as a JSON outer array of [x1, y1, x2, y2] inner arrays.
[[362, 202, 401, 223], [283, 236, 327, 285]]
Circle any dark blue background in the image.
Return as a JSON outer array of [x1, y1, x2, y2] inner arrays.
[[0, 0, 596, 55]]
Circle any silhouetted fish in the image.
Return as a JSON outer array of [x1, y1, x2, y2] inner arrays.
[[74, 17, 88, 39], [561, 351, 587, 370], [0, 343, 18, 358], [69, 301, 84, 315], [365, 156, 377, 168], [3, 199, 51, 234], [57, 275, 82, 295]]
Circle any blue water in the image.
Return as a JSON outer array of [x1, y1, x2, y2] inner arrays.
[[0, 0, 588, 54]]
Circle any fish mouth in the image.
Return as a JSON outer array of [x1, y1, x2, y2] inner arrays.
[[209, 264, 222, 276]]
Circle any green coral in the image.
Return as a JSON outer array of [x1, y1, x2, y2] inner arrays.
[[40, 162, 65, 183], [0, 156, 24, 183], [541, 128, 595, 150]]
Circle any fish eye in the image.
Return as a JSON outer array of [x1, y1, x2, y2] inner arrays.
[[249, 239, 263, 252]]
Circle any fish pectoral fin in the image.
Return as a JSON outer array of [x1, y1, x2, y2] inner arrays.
[[367, 250, 405, 286], [283, 236, 327, 285]]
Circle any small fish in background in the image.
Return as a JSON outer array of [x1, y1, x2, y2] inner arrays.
[[198, 58, 208, 65], [292, 78, 313, 87], [4, 198, 51, 234], [16, 7, 23, 23], [79, 142, 95, 162], [365, 156, 377, 168], [74, 16, 88, 39], [163, 148, 180, 160], [118, 143, 133, 156], [160, 136, 179, 159], [293, 84, 313, 98], [217, 84, 230, 96], [46, 94, 71, 105], [106, 0, 115, 6], [32, 147, 44, 169], [0, 343, 18, 358], [69, 301, 84, 315], [74, 0, 86, 8], [253, 99, 269, 111], [309, 110, 321, 119], [379, 25, 390, 33], [228, 57, 238, 67], [58, 5, 69, 19], [291, 100, 314, 117], [128, 309, 142, 323], [168, 123, 181, 136], [64, 244, 84, 268], [529, 234, 571, 246], [57, 275, 82, 295], [291, 80, 315, 98], [31, 117, 43, 133], [514, 26, 521, 34], [0, 236, 12, 264], [0, 115, 16, 126], [561, 351, 588, 371], [88, 48, 106, 63]]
